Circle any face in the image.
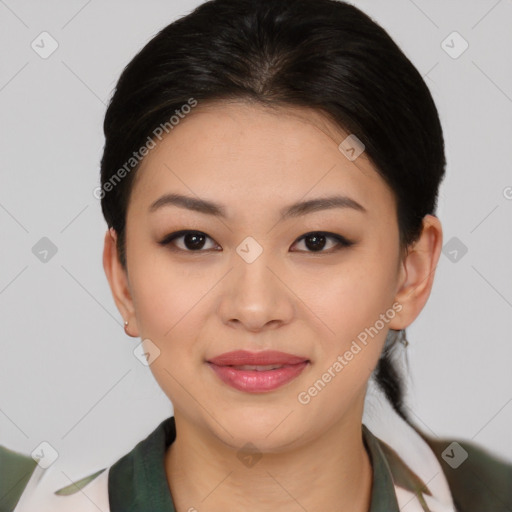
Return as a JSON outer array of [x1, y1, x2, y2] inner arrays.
[[106, 101, 422, 452]]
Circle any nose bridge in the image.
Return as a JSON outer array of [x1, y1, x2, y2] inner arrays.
[[218, 237, 293, 329], [233, 240, 279, 301]]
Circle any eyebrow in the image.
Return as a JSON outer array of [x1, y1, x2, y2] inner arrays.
[[149, 193, 367, 219]]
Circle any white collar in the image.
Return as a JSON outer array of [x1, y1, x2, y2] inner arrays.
[[363, 378, 457, 512]]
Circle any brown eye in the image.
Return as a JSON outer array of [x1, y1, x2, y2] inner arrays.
[[159, 231, 220, 252], [291, 232, 354, 253]]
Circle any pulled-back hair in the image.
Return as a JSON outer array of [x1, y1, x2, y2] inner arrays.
[[99, 0, 446, 421]]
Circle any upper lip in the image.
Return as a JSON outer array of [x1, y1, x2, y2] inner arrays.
[[207, 350, 309, 366]]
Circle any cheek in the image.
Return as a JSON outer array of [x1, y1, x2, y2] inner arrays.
[[128, 242, 212, 338], [292, 259, 395, 418], [128, 261, 212, 403], [299, 244, 398, 359]]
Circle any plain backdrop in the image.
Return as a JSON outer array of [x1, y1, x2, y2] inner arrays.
[[1, 0, 511, 485]]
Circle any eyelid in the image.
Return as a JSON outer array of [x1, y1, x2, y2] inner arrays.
[[292, 231, 354, 252], [158, 230, 221, 251], [159, 230, 354, 253]]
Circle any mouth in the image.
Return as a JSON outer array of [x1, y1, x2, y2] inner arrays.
[[206, 350, 310, 393], [207, 349, 309, 366], [224, 364, 296, 371]]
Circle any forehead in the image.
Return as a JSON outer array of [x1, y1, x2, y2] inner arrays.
[[128, 101, 396, 222]]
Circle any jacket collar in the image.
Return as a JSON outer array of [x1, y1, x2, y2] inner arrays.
[[108, 416, 429, 512]]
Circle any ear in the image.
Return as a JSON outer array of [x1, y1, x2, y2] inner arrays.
[[102, 228, 139, 337], [388, 214, 443, 330]]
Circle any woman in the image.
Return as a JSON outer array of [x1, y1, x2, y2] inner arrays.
[[12, 0, 512, 511]]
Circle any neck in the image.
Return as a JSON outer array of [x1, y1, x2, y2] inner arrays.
[[165, 410, 373, 512]]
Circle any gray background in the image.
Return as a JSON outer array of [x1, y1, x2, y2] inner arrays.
[[1, 0, 511, 483]]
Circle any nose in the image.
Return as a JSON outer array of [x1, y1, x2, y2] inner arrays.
[[217, 246, 295, 332]]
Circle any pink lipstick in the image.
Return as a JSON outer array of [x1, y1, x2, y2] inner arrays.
[[206, 350, 309, 393]]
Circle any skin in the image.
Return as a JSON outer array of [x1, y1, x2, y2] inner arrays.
[[103, 100, 443, 512]]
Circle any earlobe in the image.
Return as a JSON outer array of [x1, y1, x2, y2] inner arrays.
[[388, 214, 443, 331], [102, 228, 139, 337]]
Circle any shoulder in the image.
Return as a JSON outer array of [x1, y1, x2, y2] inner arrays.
[[0, 444, 38, 512], [9, 418, 175, 512], [421, 434, 512, 512], [16, 466, 111, 512]]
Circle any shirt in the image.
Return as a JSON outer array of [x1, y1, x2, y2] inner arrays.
[[4, 415, 512, 512]]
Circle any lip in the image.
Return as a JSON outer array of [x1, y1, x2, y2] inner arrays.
[[206, 350, 310, 393], [207, 350, 309, 366]]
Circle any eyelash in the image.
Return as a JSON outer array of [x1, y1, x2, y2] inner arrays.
[[158, 230, 354, 254]]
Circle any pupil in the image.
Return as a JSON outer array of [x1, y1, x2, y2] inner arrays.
[[185, 233, 205, 250], [305, 234, 325, 251], [182, 233, 327, 251]]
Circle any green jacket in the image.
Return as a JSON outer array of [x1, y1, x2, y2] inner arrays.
[[2, 416, 511, 511]]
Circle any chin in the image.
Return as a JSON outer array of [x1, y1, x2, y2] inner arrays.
[[206, 404, 307, 453]]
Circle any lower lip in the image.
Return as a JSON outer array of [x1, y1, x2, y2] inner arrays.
[[207, 361, 309, 393]]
